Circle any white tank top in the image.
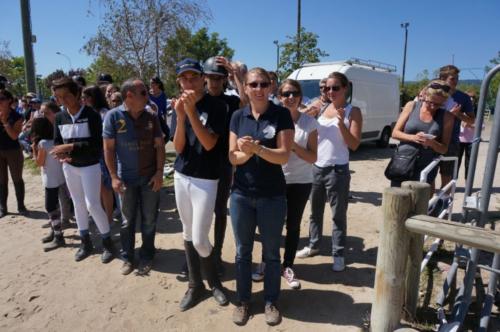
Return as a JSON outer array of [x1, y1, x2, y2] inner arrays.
[[315, 104, 352, 167]]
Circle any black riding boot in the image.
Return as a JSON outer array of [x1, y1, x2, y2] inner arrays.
[[44, 223, 65, 252], [75, 234, 93, 261], [200, 250, 228, 306], [179, 241, 205, 311], [101, 236, 116, 264], [0, 182, 8, 218], [13, 181, 27, 214]]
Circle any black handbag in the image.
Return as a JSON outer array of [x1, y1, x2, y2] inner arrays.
[[384, 146, 420, 182]]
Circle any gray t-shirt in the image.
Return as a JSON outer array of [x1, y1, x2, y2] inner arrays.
[[39, 139, 66, 188], [282, 113, 319, 184]]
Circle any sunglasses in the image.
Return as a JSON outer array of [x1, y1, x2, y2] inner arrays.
[[136, 90, 147, 96], [424, 99, 443, 108], [429, 82, 450, 93], [281, 91, 300, 98], [111, 99, 121, 103], [323, 85, 342, 92], [247, 82, 271, 89], [0, 96, 8, 101]]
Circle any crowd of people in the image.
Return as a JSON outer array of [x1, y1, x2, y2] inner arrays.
[[0, 59, 477, 326]]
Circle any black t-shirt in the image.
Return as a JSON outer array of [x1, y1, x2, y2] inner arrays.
[[170, 93, 227, 180], [0, 110, 22, 150], [216, 93, 240, 169], [230, 102, 294, 197]]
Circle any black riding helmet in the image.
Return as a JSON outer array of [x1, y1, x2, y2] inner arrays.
[[203, 57, 228, 76], [98, 73, 113, 84]]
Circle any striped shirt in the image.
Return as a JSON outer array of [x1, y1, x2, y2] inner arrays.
[[54, 106, 102, 167]]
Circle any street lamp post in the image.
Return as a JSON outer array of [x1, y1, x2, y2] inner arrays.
[[400, 22, 409, 89], [273, 40, 280, 74], [56, 52, 72, 71]]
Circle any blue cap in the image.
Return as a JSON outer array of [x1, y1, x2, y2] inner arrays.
[[31, 98, 41, 103], [176, 58, 203, 76]]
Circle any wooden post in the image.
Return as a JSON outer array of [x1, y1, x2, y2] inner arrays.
[[402, 181, 431, 321], [371, 187, 412, 332]]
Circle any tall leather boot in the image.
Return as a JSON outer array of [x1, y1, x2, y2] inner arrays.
[[0, 182, 8, 218], [44, 223, 65, 252], [13, 181, 27, 214], [179, 241, 206, 311], [200, 250, 228, 306], [75, 234, 93, 261]]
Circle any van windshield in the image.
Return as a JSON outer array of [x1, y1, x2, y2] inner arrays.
[[297, 79, 320, 101]]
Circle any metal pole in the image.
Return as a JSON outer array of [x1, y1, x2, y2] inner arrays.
[[400, 22, 409, 89], [296, 0, 301, 65], [55, 52, 72, 71], [464, 64, 500, 198], [453, 72, 500, 327], [20, 0, 36, 93]]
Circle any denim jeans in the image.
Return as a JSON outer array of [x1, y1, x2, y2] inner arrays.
[[120, 176, 160, 262], [230, 192, 286, 304], [309, 164, 350, 257]]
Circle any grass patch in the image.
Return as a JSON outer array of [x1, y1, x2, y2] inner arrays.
[[23, 157, 40, 175]]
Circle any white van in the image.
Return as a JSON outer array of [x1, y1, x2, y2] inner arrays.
[[288, 58, 400, 147]]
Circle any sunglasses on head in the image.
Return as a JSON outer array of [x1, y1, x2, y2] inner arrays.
[[424, 99, 443, 108], [323, 85, 342, 92], [247, 82, 270, 89], [429, 82, 450, 93], [281, 91, 300, 98]]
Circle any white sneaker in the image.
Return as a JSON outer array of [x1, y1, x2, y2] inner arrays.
[[282, 267, 301, 289], [332, 256, 345, 272], [251, 262, 265, 282], [296, 246, 319, 259]]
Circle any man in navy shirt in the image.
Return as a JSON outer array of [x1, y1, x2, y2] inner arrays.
[[438, 65, 475, 188], [103, 79, 165, 276]]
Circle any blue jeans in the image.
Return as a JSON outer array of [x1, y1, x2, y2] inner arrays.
[[309, 164, 350, 257], [120, 176, 160, 262], [230, 192, 286, 303]]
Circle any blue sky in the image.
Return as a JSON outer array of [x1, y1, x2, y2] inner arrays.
[[2, 0, 499, 81]]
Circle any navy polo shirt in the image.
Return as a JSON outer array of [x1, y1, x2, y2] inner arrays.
[[230, 102, 294, 197], [450, 90, 473, 144], [170, 93, 227, 180], [103, 106, 162, 184]]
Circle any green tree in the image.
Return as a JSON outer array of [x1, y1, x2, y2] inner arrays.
[[84, 54, 134, 86], [278, 27, 329, 80], [0, 41, 26, 96], [84, 0, 210, 79], [161, 27, 234, 95], [485, 51, 500, 110]]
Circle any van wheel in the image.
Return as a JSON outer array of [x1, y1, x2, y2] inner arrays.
[[377, 127, 391, 148]]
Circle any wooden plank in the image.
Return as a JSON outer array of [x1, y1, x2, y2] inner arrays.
[[405, 215, 500, 253], [371, 187, 412, 332], [402, 181, 431, 320]]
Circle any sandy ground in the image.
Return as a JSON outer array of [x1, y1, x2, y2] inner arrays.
[[0, 121, 499, 332]]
